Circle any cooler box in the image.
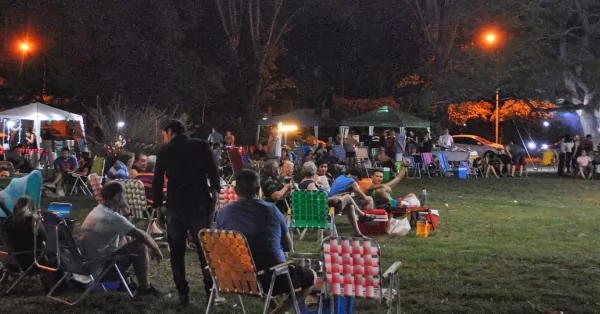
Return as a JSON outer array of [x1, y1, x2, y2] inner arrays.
[[48, 202, 72, 218], [453, 165, 468, 179], [357, 209, 389, 235], [418, 209, 439, 229]]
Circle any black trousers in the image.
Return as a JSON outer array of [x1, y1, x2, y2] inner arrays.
[[166, 210, 213, 296], [558, 152, 573, 175]]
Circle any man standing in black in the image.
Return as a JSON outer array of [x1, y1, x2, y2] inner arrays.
[[152, 120, 220, 305]]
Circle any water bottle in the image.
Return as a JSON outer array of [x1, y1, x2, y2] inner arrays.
[[419, 189, 427, 206]]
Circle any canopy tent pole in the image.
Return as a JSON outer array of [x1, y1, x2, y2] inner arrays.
[[256, 125, 261, 145], [284, 131, 288, 146], [33, 117, 41, 149], [314, 126, 319, 143], [369, 126, 374, 136]]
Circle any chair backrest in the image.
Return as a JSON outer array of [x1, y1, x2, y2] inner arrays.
[[228, 149, 244, 172], [333, 146, 345, 161], [437, 152, 451, 173], [322, 236, 382, 299], [356, 148, 369, 160], [90, 157, 105, 176], [291, 190, 330, 229], [0, 218, 24, 270], [38, 211, 89, 275], [0, 170, 43, 217], [199, 229, 263, 296], [404, 155, 416, 168], [218, 185, 238, 209], [421, 152, 433, 165], [114, 179, 146, 220], [0, 161, 16, 176], [241, 154, 250, 165], [88, 173, 103, 203]]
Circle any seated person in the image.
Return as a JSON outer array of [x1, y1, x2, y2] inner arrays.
[[215, 169, 316, 314], [9, 147, 33, 174], [261, 160, 293, 214], [77, 182, 166, 297], [375, 147, 396, 172], [315, 159, 333, 192], [134, 156, 166, 235], [329, 169, 374, 210], [45, 148, 78, 196], [473, 157, 499, 178], [253, 143, 268, 161], [107, 151, 134, 181], [367, 158, 412, 208], [577, 149, 594, 180], [74, 152, 93, 176], [280, 160, 295, 178], [2, 196, 46, 270], [129, 152, 148, 178], [325, 149, 345, 175], [298, 162, 374, 238], [485, 152, 510, 176]]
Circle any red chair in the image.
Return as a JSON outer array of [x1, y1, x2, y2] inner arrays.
[[226, 149, 245, 183], [320, 236, 402, 314]]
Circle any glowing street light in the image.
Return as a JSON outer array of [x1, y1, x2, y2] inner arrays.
[[486, 34, 496, 43], [117, 121, 125, 128], [543, 121, 550, 127], [20, 43, 30, 52]]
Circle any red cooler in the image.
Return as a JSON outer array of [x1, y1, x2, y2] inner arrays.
[[357, 209, 390, 235]]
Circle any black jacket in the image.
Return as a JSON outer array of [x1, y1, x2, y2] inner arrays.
[[153, 135, 220, 221]]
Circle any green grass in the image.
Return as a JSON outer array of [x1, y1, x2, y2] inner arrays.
[[3, 174, 600, 313]]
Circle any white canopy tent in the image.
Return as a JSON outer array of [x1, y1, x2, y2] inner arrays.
[[0, 103, 86, 145]]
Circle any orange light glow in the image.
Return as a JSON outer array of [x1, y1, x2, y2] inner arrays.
[[486, 34, 496, 43], [20, 43, 30, 52]]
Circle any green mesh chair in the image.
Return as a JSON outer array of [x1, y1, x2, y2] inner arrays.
[[290, 190, 337, 246]]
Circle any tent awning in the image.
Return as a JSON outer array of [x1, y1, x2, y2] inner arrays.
[[0, 103, 84, 123], [341, 106, 430, 128], [258, 108, 338, 127]]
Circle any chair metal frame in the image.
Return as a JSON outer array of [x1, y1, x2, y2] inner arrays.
[[199, 229, 301, 314], [420, 152, 433, 178], [318, 236, 402, 314], [69, 157, 105, 196], [35, 211, 134, 306], [0, 217, 45, 293]]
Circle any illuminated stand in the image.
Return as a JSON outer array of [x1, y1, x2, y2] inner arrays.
[[0, 103, 86, 147]]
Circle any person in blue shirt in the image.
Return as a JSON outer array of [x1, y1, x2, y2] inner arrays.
[[45, 147, 78, 196], [216, 169, 316, 313], [329, 169, 374, 209], [107, 151, 134, 181]]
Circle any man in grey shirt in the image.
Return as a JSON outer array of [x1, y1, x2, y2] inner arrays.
[[207, 128, 223, 145]]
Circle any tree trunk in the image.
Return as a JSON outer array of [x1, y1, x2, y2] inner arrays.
[[577, 105, 600, 147]]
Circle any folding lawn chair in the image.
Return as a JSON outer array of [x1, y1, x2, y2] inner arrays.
[[319, 236, 402, 314], [69, 156, 105, 196], [290, 191, 336, 247], [199, 229, 302, 314], [0, 217, 46, 293], [36, 211, 134, 305], [356, 148, 371, 176], [403, 155, 421, 179], [226, 149, 245, 183], [437, 152, 451, 176], [421, 152, 433, 178], [115, 179, 156, 234]]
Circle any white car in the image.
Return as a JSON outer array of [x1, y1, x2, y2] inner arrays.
[[451, 135, 505, 157]]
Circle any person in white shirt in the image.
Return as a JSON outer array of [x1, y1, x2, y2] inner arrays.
[[576, 149, 593, 179], [558, 134, 574, 176], [78, 181, 167, 297], [437, 129, 454, 150]]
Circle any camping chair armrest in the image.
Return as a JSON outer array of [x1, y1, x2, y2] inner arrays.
[[257, 260, 295, 276], [382, 261, 402, 279]]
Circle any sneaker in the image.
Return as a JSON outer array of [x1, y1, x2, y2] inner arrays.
[[44, 182, 56, 188], [137, 285, 171, 298]]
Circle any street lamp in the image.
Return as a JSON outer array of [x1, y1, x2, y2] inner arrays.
[[543, 121, 550, 127], [486, 34, 496, 43], [479, 29, 504, 143], [20, 43, 30, 52], [117, 121, 125, 128]]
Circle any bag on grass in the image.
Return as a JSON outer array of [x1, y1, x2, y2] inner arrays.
[[387, 217, 411, 236]]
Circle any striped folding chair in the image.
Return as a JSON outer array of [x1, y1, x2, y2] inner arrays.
[[200, 229, 302, 314], [114, 179, 151, 230], [437, 152, 451, 175], [333, 146, 345, 161], [403, 155, 421, 179], [356, 147, 371, 176], [421, 153, 433, 178], [226, 149, 245, 183], [290, 191, 336, 246], [319, 236, 402, 314], [217, 185, 238, 210]]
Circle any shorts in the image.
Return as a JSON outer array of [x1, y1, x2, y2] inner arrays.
[[260, 264, 315, 296], [497, 154, 511, 164], [352, 196, 368, 209], [103, 255, 133, 282], [512, 152, 526, 165]]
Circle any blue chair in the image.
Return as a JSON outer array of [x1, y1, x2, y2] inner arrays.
[[437, 152, 451, 175], [0, 170, 43, 216]]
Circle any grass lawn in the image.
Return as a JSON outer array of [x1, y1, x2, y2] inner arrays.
[[2, 174, 600, 313]]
